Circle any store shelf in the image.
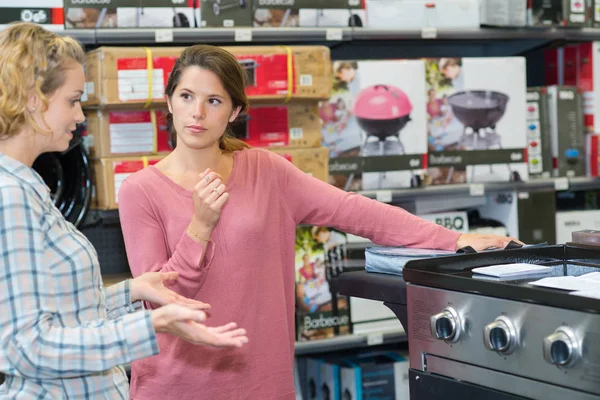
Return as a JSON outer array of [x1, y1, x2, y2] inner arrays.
[[294, 329, 406, 356], [358, 177, 600, 203], [58, 26, 593, 47]]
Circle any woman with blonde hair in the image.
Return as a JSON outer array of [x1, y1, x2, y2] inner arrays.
[[0, 22, 247, 399]]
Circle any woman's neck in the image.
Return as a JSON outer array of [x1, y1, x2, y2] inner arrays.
[[168, 144, 224, 176], [0, 130, 40, 167]]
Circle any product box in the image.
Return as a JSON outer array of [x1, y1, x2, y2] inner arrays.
[[425, 57, 529, 184], [64, 0, 200, 28], [365, 0, 479, 29], [200, 0, 251, 27], [544, 47, 565, 87], [83, 45, 331, 107], [547, 85, 586, 177], [587, 134, 600, 175], [305, 357, 341, 400], [556, 209, 600, 244], [253, 0, 366, 28], [269, 146, 329, 182], [322, 60, 428, 191], [84, 109, 173, 158], [231, 103, 322, 148], [479, 0, 527, 27], [93, 155, 164, 209], [340, 352, 409, 400], [0, 1, 64, 31], [295, 226, 351, 342], [526, 87, 553, 178], [529, 0, 587, 26], [594, 0, 600, 27]]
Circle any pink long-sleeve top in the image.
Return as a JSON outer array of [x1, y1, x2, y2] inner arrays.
[[118, 148, 461, 400]]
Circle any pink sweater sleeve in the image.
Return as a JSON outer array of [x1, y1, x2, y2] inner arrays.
[[118, 179, 210, 301], [267, 151, 461, 251]]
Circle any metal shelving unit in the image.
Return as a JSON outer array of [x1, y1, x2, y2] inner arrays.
[[294, 329, 406, 356]]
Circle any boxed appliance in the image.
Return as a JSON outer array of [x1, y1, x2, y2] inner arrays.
[[231, 103, 322, 148], [547, 85, 586, 177], [529, 0, 587, 26], [322, 60, 428, 191], [0, 1, 64, 31], [295, 226, 351, 342], [594, 0, 600, 26], [253, 0, 366, 28], [84, 109, 173, 158], [83, 45, 331, 107], [479, 0, 527, 27], [201, 0, 251, 27], [269, 146, 329, 182], [556, 209, 600, 244], [425, 57, 528, 184], [365, 0, 479, 29], [64, 0, 200, 28], [340, 351, 410, 400], [305, 357, 340, 400], [587, 134, 600, 175], [93, 155, 164, 209], [526, 87, 553, 178]]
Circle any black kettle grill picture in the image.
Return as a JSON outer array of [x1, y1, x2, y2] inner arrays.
[[210, 0, 247, 16], [353, 84, 413, 157], [447, 90, 521, 182]]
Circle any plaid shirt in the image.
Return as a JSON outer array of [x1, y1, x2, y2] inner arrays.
[[0, 153, 158, 399]]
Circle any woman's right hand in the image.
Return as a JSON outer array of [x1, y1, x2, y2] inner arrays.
[[188, 168, 229, 240], [151, 304, 248, 348]]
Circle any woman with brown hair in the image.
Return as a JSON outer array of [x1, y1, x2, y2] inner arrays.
[[0, 23, 248, 399], [118, 44, 521, 399]]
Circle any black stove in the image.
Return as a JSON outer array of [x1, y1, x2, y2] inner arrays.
[[339, 244, 600, 399]]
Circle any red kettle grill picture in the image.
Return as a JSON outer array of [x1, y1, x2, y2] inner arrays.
[[447, 90, 521, 181], [352, 84, 413, 156]]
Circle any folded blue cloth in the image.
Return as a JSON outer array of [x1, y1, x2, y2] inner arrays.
[[365, 247, 457, 276]]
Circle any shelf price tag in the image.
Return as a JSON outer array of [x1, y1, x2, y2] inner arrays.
[[554, 177, 569, 191], [469, 184, 485, 197], [421, 27, 438, 39], [326, 28, 344, 41], [376, 190, 393, 203], [155, 29, 174, 43], [234, 29, 252, 42], [367, 332, 384, 346]]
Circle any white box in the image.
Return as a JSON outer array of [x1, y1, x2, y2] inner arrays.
[[480, 0, 527, 27], [365, 0, 479, 29], [556, 210, 600, 244]]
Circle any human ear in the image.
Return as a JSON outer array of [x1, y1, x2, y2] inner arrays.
[[229, 106, 242, 123]]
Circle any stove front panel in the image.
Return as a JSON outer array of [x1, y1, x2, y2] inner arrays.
[[407, 284, 600, 395]]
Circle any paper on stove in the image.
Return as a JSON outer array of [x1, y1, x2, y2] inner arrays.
[[364, 247, 456, 276], [571, 290, 600, 299], [471, 263, 553, 278], [529, 276, 600, 292]]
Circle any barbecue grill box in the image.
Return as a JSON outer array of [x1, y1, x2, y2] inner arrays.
[[252, 0, 366, 28], [425, 57, 529, 185], [322, 59, 428, 191], [201, 0, 252, 27]]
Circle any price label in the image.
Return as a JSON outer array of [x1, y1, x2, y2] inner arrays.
[[517, 192, 530, 200], [554, 177, 569, 191], [326, 28, 344, 41], [376, 190, 393, 203], [469, 184, 485, 196], [367, 332, 384, 346], [155, 29, 174, 43], [234, 29, 252, 42], [421, 27, 438, 39]]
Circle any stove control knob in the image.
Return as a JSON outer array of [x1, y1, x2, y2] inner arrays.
[[543, 326, 580, 368], [483, 316, 518, 354], [430, 307, 461, 343]]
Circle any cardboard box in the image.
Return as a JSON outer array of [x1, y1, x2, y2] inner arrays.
[[323, 60, 428, 191], [526, 87, 553, 178], [83, 45, 331, 107], [93, 155, 163, 209], [269, 146, 329, 182], [84, 109, 173, 158], [547, 86, 586, 177], [232, 103, 322, 148], [253, 0, 366, 28], [295, 226, 351, 342], [366, 0, 479, 29], [0, 1, 64, 31], [556, 209, 600, 244], [200, 0, 252, 27], [530, 0, 587, 26], [64, 0, 199, 29], [425, 57, 529, 184], [479, 0, 527, 27]]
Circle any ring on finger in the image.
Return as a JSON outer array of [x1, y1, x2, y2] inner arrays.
[[212, 188, 219, 194], [205, 176, 210, 183]]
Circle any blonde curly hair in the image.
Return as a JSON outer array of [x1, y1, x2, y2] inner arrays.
[[0, 22, 85, 139]]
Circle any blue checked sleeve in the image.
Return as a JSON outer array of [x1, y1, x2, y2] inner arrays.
[[0, 183, 159, 379], [104, 280, 145, 319]]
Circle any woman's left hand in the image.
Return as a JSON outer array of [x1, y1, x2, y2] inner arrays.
[[130, 271, 211, 309], [455, 233, 524, 252]]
